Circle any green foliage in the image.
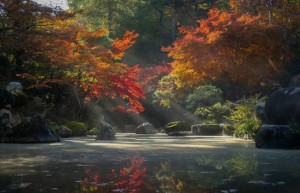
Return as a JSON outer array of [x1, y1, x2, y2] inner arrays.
[[185, 85, 223, 111], [64, 121, 87, 136], [228, 96, 263, 137], [153, 76, 176, 107], [194, 102, 232, 124], [48, 122, 60, 133]]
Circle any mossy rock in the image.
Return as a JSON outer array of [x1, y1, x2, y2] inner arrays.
[[87, 128, 98, 135], [164, 121, 190, 134], [64, 121, 87, 136]]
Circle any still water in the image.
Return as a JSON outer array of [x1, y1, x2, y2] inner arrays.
[[0, 133, 299, 193]]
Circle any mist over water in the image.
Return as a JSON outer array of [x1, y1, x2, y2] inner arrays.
[[0, 134, 299, 193]]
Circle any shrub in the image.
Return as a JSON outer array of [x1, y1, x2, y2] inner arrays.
[[228, 96, 263, 138], [64, 121, 87, 136], [194, 102, 232, 123], [48, 122, 60, 133], [185, 84, 223, 111]]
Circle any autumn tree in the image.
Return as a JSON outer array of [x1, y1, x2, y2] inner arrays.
[[0, 0, 58, 67], [163, 9, 294, 93], [67, 0, 219, 65], [0, 1, 145, 118]]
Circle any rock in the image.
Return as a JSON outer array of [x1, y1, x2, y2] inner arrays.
[[0, 88, 14, 107], [64, 121, 87, 137], [191, 124, 222, 135], [87, 128, 98, 135], [58, 125, 72, 138], [96, 120, 116, 140], [255, 125, 300, 149], [6, 82, 23, 94], [135, 122, 156, 134], [220, 124, 235, 136], [264, 87, 300, 125], [167, 131, 192, 136], [2, 114, 61, 143], [164, 121, 190, 134], [255, 103, 268, 124]]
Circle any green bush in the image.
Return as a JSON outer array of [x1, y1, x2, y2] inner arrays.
[[194, 102, 232, 124], [185, 85, 223, 111], [48, 122, 60, 134], [64, 121, 87, 136], [228, 96, 263, 138]]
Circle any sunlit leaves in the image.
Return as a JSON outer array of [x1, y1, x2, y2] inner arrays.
[[111, 31, 139, 59], [0, 1, 145, 113], [164, 9, 291, 89]]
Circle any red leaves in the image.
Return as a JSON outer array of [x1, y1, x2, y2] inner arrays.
[[111, 31, 139, 59], [12, 7, 144, 112], [165, 9, 290, 89], [138, 64, 172, 94], [108, 65, 145, 113]]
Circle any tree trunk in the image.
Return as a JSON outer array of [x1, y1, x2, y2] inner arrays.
[[170, 0, 176, 41], [265, 0, 273, 24], [107, 0, 114, 37]]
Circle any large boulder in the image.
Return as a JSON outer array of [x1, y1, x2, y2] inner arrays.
[[135, 122, 156, 134], [2, 115, 61, 143], [255, 125, 300, 149], [96, 121, 116, 140], [191, 124, 223, 135], [167, 131, 192, 136], [6, 82, 23, 94], [264, 87, 300, 125]]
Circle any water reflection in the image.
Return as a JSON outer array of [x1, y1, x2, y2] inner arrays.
[[0, 135, 300, 193], [77, 156, 152, 193]]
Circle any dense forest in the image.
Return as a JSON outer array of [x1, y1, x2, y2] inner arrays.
[[0, 0, 299, 137]]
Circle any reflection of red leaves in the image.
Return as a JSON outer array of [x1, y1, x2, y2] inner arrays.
[[114, 156, 147, 192], [80, 156, 150, 193]]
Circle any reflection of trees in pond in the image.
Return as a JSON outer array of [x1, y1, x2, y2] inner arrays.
[[155, 161, 214, 193], [194, 149, 258, 188], [154, 149, 258, 192], [78, 156, 151, 193]]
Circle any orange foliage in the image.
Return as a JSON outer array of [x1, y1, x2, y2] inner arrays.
[[111, 31, 139, 59], [163, 9, 291, 89], [19, 9, 143, 112]]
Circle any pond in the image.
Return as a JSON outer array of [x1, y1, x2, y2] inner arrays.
[[0, 133, 300, 193]]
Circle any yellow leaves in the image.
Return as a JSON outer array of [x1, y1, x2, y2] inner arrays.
[[91, 29, 109, 38], [207, 30, 222, 43], [165, 8, 291, 89]]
